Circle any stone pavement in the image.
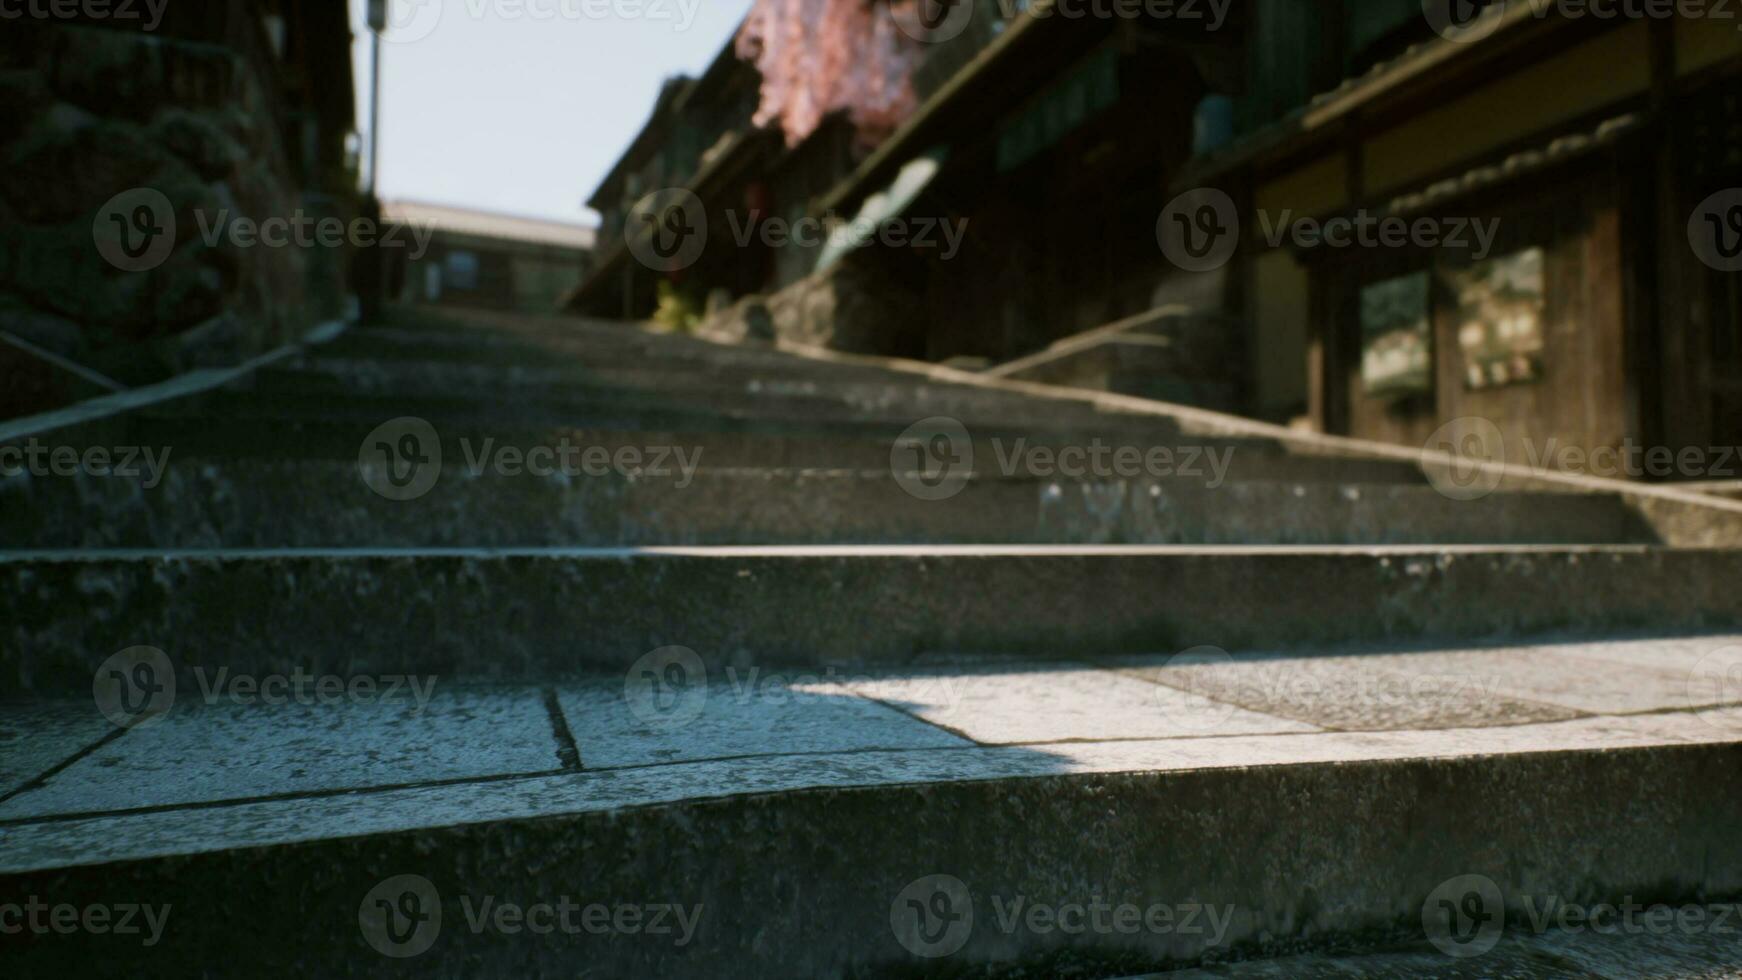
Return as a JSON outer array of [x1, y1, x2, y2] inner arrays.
[[1128, 925, 1742, 978], [4, 636, 1742, 975], [5, 308, 1742, 976]]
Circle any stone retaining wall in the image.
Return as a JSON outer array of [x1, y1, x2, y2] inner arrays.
[[696, 258, 927, 356], [0, 19, 351, 392]]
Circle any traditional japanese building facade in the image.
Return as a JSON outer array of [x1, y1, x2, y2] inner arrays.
[[575, 0, 1741, 480]]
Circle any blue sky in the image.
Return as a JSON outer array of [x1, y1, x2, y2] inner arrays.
[[348, 0, 755, 227]]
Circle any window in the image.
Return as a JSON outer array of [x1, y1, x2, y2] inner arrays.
[[445, 250, 480, 291]]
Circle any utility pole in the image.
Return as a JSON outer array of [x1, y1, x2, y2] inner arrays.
[[367, 1, 383, 198], [360, 0, 388, 324]]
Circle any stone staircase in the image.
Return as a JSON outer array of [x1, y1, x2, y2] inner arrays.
[[4, 307, 1742, 977]]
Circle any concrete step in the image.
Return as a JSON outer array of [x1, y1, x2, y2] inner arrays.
[[4, 545, 1737, 694], [1128, 925, 1742, 977], [1, 460, 1649, 549], [268, 351, 1085, 413], [10, 416, 1431, 490], [243, 360, 1153, 431], [4, 637, 1740, 976], [324, 325, 934, 378], [148, 384, 1170, 438]]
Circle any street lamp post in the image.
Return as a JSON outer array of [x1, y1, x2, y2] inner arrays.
[[367, 0, 384, 197], [360, 0, 387, 324]]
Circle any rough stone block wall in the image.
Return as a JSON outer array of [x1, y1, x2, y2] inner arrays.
[[695, 258, 926, 357], [0, 22, 347, 388]]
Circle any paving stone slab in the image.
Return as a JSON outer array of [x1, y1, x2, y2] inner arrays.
[[5, 707, 1740, 875], [556, 675, 968, 768], [1524, 921, 1742, 978], [1350, 647, 1723, 716], [839, 662, 1319, 743], [0, 685, 559, 821], [1541, 634, 1742, 680], [1108, 652, 1586, 732], [1148, 925, 1742, 977], [1109, 635, 1742, 731], [0, 702, 113, 798], [3, 711, 1741, 978]]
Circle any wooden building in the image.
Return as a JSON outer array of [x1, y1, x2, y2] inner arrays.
[[382, 202, 595, 314], [571, 1, 1741, 479], [1197, 4, 1742, 475]]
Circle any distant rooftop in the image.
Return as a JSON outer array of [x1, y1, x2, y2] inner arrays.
[[383, 200, 598, 250]]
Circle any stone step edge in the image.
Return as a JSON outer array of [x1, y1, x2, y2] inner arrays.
[[2, 728, 1738, 976], [5, 545, 1739, 696], [766, 330, 1742, 547]]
